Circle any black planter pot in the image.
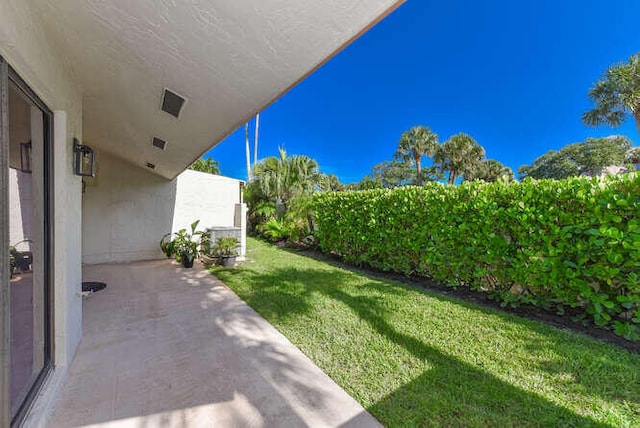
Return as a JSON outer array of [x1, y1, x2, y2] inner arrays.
[[181, 255, 195, 268]]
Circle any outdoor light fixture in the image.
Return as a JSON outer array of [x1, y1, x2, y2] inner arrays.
[[73, 138, 95, 177], [20, 141, 32, 173]]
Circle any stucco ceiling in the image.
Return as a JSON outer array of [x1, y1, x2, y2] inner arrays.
[[34, 0, 404, 179]]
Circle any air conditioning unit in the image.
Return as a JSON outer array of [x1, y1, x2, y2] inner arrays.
[[208, 226, 242, 246]]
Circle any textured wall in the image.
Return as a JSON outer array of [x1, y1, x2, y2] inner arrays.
[[82, 152, 177, 264], [0, 1, 84, 425], [0, 0, 84, 366], [172, 170, 242, 232], [82, 153, 244, 264]]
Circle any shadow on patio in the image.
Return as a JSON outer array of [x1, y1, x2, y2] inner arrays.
[[47, 260, 379, 428]]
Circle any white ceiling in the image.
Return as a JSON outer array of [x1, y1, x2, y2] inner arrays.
[[34, 0, 404, 179]]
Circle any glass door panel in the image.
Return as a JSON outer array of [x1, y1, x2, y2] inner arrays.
[[7, 79, 49, 422]]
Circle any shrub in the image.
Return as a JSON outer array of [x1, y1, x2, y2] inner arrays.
[[259, 218, 290, 242], [312, 174, 640, 340]]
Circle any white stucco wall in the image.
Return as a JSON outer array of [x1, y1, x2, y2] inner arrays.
[[0, 0, 84, 425], [82, 152, 244, 265], [172, 170, 242, 232], [82, 152, 177, 264]]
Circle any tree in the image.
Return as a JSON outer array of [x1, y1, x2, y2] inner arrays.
[[189, 157, 220, 175], [518, 136, 633, 179], [252, 147, 320, 208], [434, 133, 485, 184], [318, 173, 344, 192], [583, 53, 640, 134], [248, 147, 324, 241], [629, 146, 640, 164], [569, 136, 632, 175], [394, 126, 439, 182], [518, 151, 577, 180], [346, 176, 383, 191], [518, 135, 631, 180], [371, 160, 415, 188], [417, 166, 446, 183], [464, 159, 514, 182]]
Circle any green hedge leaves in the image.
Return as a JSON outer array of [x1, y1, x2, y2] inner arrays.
[[312, 175, 640, 340]]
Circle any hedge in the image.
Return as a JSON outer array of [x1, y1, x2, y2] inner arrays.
[[312, 174, 640, 340]]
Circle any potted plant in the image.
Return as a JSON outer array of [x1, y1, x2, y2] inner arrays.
[[171, 220, 202, 268], [159, 232, 176, 258], [198, 232, 218, 268], [213, 236, 240, 267]]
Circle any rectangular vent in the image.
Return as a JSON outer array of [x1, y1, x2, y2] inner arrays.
[[152, 137, 167, 150], [161, 88, 186, 118], [146, 162, 156, 170]]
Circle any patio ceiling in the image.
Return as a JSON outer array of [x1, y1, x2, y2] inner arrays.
[[34, 0, 404, 179]]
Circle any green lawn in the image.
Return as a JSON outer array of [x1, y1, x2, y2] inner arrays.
[[212, 238, 640, 427]]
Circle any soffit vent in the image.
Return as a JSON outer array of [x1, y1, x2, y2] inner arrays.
[[161, 88, 187, 118], [146, 162, 156, 170], [152, 137, 167, 150]]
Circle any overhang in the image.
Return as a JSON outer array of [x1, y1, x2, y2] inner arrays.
[[34, 0, 404, 179]]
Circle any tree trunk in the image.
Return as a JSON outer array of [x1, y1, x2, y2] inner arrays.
[[448, 170, 457, 185], [245, 123, 252, 181], [415, 157, 422, 183], [253, 113, 260, 168]]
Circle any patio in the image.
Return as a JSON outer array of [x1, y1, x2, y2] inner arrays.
[[47, 260, 379, 427]]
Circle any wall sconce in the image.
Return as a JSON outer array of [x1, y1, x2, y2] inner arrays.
[[73, 138, 95, 177], [20, 141, 32, 173]]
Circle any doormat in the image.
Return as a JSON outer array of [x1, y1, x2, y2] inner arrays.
[[82, 281, 107, 293]]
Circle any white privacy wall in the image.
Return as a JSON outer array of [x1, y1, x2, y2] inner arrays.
[[82, 152, 244, 264], [172, 170, 242, 232]]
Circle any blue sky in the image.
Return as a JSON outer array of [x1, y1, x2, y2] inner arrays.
[[207, 0, 640, 184]]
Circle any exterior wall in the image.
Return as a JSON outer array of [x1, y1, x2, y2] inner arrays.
[[82, 153, 244, 264], [172, 170, 242, 232], [0, 1, 83, 426], [82, 152, 177, 264]]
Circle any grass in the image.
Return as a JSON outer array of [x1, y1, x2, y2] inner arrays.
[[211, 238, 640, 427]]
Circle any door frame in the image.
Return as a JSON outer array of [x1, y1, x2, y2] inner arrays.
[[0, 55, 55, 427]]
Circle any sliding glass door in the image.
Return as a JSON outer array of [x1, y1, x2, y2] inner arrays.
[[1, 57, 53, 427]]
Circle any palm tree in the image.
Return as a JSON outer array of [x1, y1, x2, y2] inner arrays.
[[189, 157, 220, 174], [464, 159, 514, 182], [583, 53, 640, 134], [318, 173, 344, 192], [253, 147, 320, 208], [394, 126, 439, 182], [434, 133, 485, 184]]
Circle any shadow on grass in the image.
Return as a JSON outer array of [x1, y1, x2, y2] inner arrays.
[[213, 264, 633, 427]]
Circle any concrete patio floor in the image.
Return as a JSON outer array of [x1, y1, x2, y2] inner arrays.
[[47, 260, 380, 428]]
